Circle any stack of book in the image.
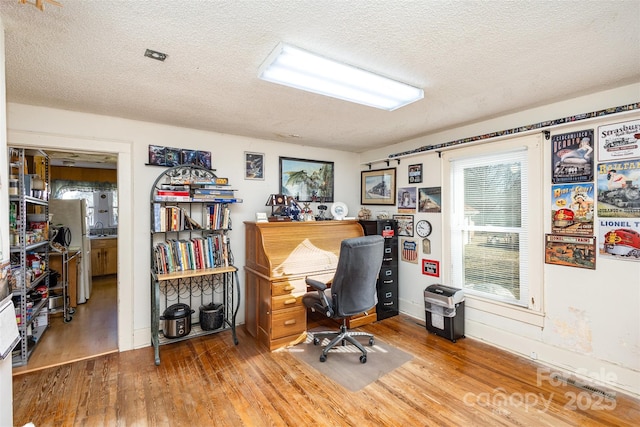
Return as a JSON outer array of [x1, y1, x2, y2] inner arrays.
[[154, 184, 191, 202], [191, 184, 241, 202], [153, 234, 229, 274]]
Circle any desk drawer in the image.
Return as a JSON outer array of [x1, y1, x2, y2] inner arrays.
[[272, 280, 299, 296], [273, 272, 334, 297], [272, 293, 303, 311], [271, 307, 306, 339]]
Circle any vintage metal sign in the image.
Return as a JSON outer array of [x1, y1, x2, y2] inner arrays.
[[598, 218, 640, 262], [544, 234, 596, 269], [552, 129, 594, 183], [596, 160, 640, 218], [597, 119, 640, 161], [551, 183, 595, 235]]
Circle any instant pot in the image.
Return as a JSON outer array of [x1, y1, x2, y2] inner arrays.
[[160, 303, 194, 338]]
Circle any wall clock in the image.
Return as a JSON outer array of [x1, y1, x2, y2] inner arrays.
[[416, 220, 432, 238]]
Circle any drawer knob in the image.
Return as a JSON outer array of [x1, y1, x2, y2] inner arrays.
[[283, 285, 295, 291], [284, 298, 296, 305], [284, 319, 296, 326]]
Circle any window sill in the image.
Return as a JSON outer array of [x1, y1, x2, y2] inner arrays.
[[464, 294, 545, 327]]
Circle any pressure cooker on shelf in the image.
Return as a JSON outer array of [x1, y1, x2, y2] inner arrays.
[[160, 303, 194, 339]]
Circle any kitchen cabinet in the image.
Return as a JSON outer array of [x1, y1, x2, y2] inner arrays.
[[90, 238, 117, 276]]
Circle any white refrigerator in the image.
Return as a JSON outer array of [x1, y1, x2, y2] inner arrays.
[[49, 199, 93, 304]]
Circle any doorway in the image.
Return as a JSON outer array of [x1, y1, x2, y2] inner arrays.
[[11, 148, 119, 374]]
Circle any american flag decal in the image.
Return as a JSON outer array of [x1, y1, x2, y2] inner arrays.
[[402, 240, 418, 262]]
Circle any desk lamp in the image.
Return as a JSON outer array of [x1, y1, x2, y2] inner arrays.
[[265, 194, 290, 221]]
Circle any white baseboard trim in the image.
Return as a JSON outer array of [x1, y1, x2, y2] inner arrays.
[[133, 328, 151, 349]]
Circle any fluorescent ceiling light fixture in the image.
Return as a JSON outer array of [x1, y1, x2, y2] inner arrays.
[[258, 43, 423, 111]]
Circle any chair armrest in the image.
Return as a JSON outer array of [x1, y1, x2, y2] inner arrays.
[[305, 277, 327, 291]]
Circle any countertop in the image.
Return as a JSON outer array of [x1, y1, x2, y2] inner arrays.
[[89, 235, 118, 240]]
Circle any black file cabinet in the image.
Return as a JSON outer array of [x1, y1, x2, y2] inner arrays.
[[359, 219, 399, 320]]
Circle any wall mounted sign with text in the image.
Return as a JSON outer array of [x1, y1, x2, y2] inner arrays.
[[422, 259, 440, 277]]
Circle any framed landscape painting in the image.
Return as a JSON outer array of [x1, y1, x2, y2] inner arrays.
[[279, 157, 334, 202]]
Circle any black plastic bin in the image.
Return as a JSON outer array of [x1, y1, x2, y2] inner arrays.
[[424, 284, 465, 342]]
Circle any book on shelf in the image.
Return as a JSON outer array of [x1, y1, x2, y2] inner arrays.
[[193, 188, 236, 196], [157, 190, 190, 197], [154, 195, 191, 202], [191, 177, 229, 186], [191, 197, 243, 203], [160, 184, 190, 191]]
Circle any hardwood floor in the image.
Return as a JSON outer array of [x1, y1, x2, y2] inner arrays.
[[13, 313, 639, 426], [12, 275, 118, 375]]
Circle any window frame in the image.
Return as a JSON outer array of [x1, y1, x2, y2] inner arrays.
[[442, 134, 544, 326]]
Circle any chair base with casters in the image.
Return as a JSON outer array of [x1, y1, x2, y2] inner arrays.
[[310, 318, 375, 363]]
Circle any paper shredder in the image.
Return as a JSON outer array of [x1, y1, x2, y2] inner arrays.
[[424, 284, 465, 342]]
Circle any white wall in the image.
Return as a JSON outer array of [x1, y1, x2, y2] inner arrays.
[[361, 83, 640, 397], [6, 103, 362, 351], [0, 15, 14, 426]]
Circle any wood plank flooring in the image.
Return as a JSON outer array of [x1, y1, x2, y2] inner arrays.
[[13, 313, 639, 426], [12, 275, 118, 375]]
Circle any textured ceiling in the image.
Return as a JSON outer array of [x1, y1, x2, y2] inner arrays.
[[2, 0, 639, 155]]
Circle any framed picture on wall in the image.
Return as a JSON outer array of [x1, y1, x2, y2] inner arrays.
[[408, 164, 422, 183], [148, 145, 166, 166], [361, 168, 396, 205], [245, 152, 264, 180], [279, 157, 334, 202], [397, 186, 417, 212], [422, 259, 440, 277], [393, 214, 414, 237]]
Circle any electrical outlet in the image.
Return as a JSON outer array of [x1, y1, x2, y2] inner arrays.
[[530, 351, 537, 360]]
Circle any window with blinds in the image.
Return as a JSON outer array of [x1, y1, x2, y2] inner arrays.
[[450, 149, 529, 306]]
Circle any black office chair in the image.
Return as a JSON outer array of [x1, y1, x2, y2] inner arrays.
[[302, 235, 384, 363]]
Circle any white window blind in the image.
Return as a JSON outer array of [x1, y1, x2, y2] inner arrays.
[[450, 148, 529, 306]]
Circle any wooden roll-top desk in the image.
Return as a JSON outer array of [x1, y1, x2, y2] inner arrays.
[[244, 220, 365, 351]]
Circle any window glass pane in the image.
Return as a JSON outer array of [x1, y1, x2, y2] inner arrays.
[[60, 190, 95, 225], [452, 149, 528, 306], [463, 231, 520, 300], [111, 191, 118, 227], [464, 163, 521, 227]]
